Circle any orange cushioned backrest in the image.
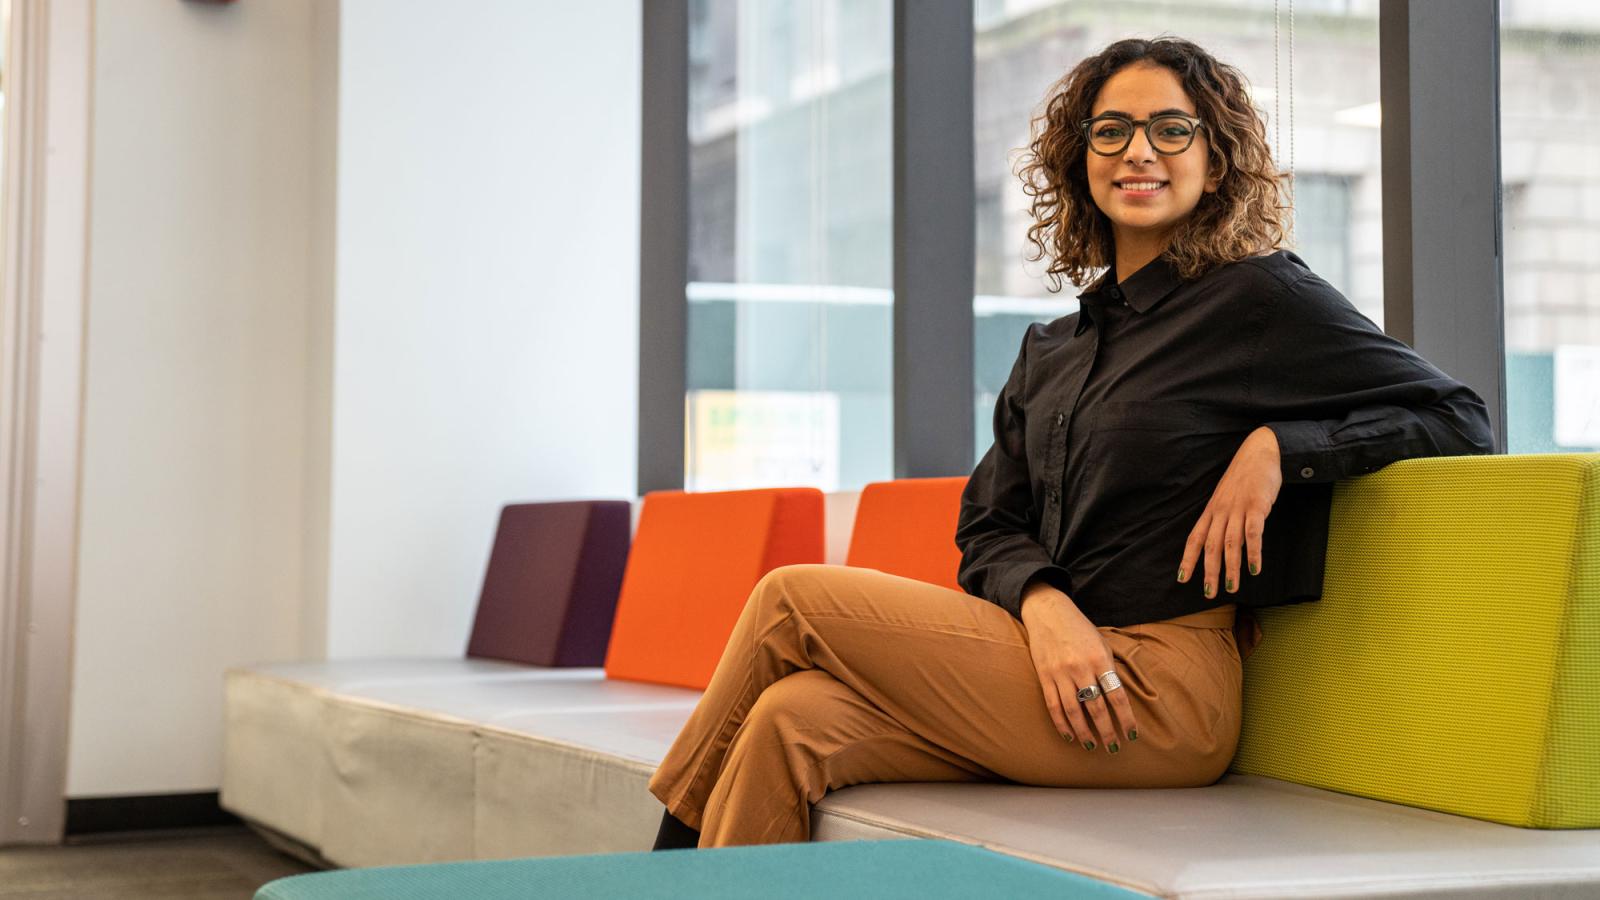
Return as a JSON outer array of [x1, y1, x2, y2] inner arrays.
[[604, 487, 825, 689], [844, 477, 968, 593]]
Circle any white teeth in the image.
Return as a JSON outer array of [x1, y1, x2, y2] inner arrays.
[[1119, 182, 1165, 191]]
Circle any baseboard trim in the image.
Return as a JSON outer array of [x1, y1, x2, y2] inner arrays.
[[65, 791, 241, 836]]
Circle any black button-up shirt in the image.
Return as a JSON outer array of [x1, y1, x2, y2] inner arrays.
[[956, 250, 1495, 627]]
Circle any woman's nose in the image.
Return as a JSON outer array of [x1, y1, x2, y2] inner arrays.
[[1124, 127, 1157, 164]]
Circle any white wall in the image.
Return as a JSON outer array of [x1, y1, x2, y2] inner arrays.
[[69, 0, 323, 795], [327, 1, 641, 657], [67, 0, 640, 796], [302, 0, 340, 661]]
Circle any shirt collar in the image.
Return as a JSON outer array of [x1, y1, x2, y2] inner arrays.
[[1073, 254, 1186, 336]]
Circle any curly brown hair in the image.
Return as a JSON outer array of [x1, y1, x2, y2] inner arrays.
[[1015, 36, 1288, 289]]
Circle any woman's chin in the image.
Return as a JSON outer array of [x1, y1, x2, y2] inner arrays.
[[1109, 214, 1178, 238]]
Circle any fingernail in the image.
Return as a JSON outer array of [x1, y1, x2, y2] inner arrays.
[[1249, 562, 1259, 576], [1177, 568, 1186, 582], [1226, 578, 1235, 592], [1084, 741, 1095, 751], [1128, 729, 1138, 741], [1109, 742, 1120, 754], [1204, 582, 1215, 598]]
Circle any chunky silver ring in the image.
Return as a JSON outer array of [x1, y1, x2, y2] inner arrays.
[[1098, 670, 1123, 693], [1075, 684, 1102, 703]]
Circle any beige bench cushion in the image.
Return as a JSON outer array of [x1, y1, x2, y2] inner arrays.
[[220, 658, 542, 846], [317, 675, 698, 866], [812, 776, 1600, 898]]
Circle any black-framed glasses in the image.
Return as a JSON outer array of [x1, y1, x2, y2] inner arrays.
[[1080, 114, 1204, 156]]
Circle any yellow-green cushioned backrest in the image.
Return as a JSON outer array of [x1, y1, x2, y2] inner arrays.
[[1232, 453, 1600, 829]]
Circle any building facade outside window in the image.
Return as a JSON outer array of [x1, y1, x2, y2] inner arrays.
[[1500, 0, 1600, 453]]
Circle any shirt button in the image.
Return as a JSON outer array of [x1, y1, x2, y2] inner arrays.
[[1300, 466, 1315, 479], [1055, 412, 1065, 426]]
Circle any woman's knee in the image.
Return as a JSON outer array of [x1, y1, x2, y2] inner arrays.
[[743, 669, 845, 735], [748, 564, 833, 617], [752, 563, 832, 596]]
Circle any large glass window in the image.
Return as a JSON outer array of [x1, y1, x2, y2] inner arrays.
[[972, 0, 1382, 461], [1500, 0, 1600, 453], [686, 0, 893, 491]]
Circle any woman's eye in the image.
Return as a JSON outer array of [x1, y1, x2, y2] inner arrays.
[[1159, 125, 1193, 138], [1094, 125, 1129, 138]]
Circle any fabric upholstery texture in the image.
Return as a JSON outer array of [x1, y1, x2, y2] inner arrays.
[[220, 659, 534, 848], [1232, 453, 1600, 828], [317, 673, 698, 867], [473, 706, 698, 859], [466, 500, 632, 667], [844, 476, 968, 591], [255, 839, 1141, 900], [811, 776, 1600, 898], [603, 488, 825, 689]]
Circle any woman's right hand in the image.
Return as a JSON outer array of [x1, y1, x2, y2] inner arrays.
[[1019, 580, 1140, 753]]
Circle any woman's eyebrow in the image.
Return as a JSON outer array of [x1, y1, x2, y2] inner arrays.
[[1094, 107, 1194, 118]]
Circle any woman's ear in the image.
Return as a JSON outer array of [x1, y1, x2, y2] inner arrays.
[[1205, 154, 1224, 194]]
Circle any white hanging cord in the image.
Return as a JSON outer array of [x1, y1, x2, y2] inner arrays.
[[1274, 0, 1281, 169], [1273, 0, 1297, 234], [1288, 0, 1296, 213]]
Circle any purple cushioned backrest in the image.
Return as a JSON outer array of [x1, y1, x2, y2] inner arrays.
[[465, 500, 631, 667]]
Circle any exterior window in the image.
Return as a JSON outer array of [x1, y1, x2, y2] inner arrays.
[[1500, 2, 1600, 453], [686, 0, 893, 491]]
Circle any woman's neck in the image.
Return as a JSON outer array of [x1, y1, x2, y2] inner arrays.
[[1112, 231, 1170, 285]]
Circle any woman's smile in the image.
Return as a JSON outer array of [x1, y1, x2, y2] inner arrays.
[[1114, 178, 1170, 198]]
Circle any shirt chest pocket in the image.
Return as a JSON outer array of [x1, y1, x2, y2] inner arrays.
[[1086, 400, 1202, 522]]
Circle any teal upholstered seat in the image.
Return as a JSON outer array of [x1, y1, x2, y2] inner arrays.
[[254, 839, 1141, 899]]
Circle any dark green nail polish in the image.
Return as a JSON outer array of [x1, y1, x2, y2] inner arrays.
[[1249, 561, 1259, 576], [1084, 741, 1095, 751], [1177, 568, 1186, 582], [1128, 729, 1138, 741], [1226, 578, 1235, 592], [1204, 583, 1214, 598], [1109, 742, 1120, 753]]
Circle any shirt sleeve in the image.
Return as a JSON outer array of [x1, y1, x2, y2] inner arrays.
[[955, 325, 1074, 621], [1252, 271, 1496, 484]]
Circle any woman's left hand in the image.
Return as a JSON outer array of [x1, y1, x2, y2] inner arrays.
[[1178, 426, 1283, 599]]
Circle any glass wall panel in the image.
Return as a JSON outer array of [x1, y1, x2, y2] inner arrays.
[[1500, 0, 1600, 453], [973, 1, 1382, 461], [686, 0, 893, 491]]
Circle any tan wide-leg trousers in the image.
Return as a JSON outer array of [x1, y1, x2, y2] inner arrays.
[[647, 564, 1260, 847]]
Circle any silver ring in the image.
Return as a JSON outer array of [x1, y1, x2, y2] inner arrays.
[[1075, 684, 1102, 703], [1098, 670, 1123, 693]]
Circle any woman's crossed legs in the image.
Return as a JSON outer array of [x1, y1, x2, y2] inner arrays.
[[647, 564, 1240, 846]]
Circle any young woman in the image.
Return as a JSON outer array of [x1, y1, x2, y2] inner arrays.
[[647, 36, 1494, 850]]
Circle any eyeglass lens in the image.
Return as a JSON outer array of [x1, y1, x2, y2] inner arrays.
[[1087, 116, 1196, 155]]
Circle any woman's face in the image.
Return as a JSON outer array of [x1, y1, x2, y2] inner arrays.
[[1084, 62, 1220, 251]]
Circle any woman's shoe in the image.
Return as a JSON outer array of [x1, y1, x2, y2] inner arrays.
[[651, 808, 701, 850]]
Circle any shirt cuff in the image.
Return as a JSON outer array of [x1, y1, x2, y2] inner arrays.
[[999, 564, 1074, 622], [1265, 420, 1336, 484]]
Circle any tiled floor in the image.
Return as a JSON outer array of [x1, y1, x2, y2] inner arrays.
[[0, 827, 315, 899]]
